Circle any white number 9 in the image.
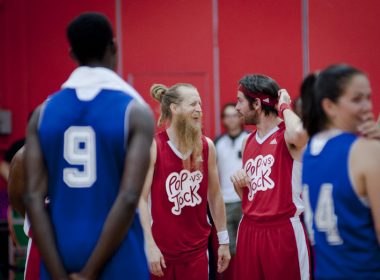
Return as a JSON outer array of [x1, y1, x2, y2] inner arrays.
[[63, 126, 96, 188]]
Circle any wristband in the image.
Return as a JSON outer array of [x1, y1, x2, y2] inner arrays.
[[279, 103, 291, 118], [217, 230, 230, 245]]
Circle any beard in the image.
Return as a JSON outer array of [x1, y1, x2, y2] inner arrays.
[[244, 109, 260, 125], [174, 113, 203, 170]]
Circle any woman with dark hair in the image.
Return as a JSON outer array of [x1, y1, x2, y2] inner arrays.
[[301, 64, 380, 279]]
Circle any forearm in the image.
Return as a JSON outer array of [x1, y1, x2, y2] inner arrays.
[[138, 198, 156, 245], [208, 190, 227, 232], [233, 184, 243, 200], [24, 194, 67, 279], [0, 161, 9, 181], [81, 192, 140, 278], [283, 109, 304, 138]]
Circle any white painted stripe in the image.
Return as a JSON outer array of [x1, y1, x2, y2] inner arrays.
[[302, 0, 310, 77], [292, 160, 304, 217], [115, 0, 123, 76], [235, 214, 244, 247], [212, 0, 221, 136], [290, 217, 310, 280]]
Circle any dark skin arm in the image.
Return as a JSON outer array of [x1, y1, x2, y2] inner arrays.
[[24, 105, 69, 280], [71, 102, 154, 280], [8, 146, 26, 217]]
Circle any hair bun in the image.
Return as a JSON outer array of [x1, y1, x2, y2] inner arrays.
[[150, 84, 168, 102]]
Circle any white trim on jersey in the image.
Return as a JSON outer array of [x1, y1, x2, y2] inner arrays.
[[290, 216, 310, 280], [348, 140, 370, 208], [292, 160, 304, 217], [311, 129, 370, 208], [255, 125, 279, 144], [167, 140, 192, 160], [23, 214, 31, 238], [310, 129, 342, 156], [61, 66, 146, 105], [24, 238, 33, 280]]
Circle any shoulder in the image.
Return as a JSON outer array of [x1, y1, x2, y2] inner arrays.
[[352, 137, 380, 160], [205, 137, 216, 155], [214, 133, 227, 145], [29, 103, 46, 129], [128, 102, 154, 124], [9, 146, 25, 175], [351, 137, 380, 173], [205, 136, 215, 147], [244, 131, 256, 145]]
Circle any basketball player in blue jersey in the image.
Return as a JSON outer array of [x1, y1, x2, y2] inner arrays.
[[24, 13, 154, 280], [301, 64, 380, 279]]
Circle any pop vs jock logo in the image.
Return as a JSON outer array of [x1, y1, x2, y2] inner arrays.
[[245, 154, 275, 200], [165, 170, 203, 215]]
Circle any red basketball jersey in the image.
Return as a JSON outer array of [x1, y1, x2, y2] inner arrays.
[[242, 121, 303, 222], [151, 130, 211, 263]]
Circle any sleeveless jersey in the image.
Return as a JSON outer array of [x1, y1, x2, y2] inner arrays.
[[151, 130, 211, 263], [242, 122, 303, 222], [302, 132, 380, 278], [38, 88, 148, 279]]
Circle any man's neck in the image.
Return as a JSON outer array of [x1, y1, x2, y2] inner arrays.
[[166, 126, 178, 145], [227, 127, 242, 138], [255, 114, 280, 138], [166, 126, 190, 154]]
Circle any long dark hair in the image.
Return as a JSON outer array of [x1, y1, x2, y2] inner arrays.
[[301, 64, 364, 137]]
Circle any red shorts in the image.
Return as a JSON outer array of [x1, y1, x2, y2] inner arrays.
[[151, 252, 208, 280], [235, 216, 311, 280], [24, 238, 41, 280]]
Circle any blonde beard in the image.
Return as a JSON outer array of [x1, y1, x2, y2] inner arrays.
[[174, 113, 203, 170]]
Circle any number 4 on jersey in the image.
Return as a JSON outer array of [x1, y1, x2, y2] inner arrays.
[[303, 183, 343, 246]]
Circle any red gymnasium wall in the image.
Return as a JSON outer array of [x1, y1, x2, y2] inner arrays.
[[308, 0, 380, 114], [1, 0, 380, 156]]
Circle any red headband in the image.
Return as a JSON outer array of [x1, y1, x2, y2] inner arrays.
[[238, 84, 278, 107]]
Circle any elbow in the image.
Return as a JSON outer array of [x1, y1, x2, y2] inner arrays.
[[22, 191, 33, 209], [290, 129, 308, 149], [118, 191, 141, 212]]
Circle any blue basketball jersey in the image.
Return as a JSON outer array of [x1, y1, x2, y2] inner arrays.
[[38, 88, 149, 279], [302, 132, 380, 279]]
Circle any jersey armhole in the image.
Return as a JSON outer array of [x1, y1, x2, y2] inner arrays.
[[348, 139, 370, 208]]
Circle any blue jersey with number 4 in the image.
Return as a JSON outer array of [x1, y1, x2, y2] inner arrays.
[[38, 88, 149, 279], [302, 132, 380, 279]]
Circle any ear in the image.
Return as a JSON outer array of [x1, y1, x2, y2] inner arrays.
[[321, 98, 337, 119], [169, 103, 178, 115], [110, 38, 117, 55], [251, 98, 261, 110], [69, 48, 78, 62]]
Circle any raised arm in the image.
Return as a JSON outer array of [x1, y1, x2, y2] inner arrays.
[[77, 102, 154, 279], [24, 105, 69, 280], [138, 140, 167, 277], [278, 89, 308, 161], [206, 138, 231, 273]]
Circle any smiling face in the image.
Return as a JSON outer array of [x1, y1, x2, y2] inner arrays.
[[172, 86, 203, 128], [323, 74, 372, 133]]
